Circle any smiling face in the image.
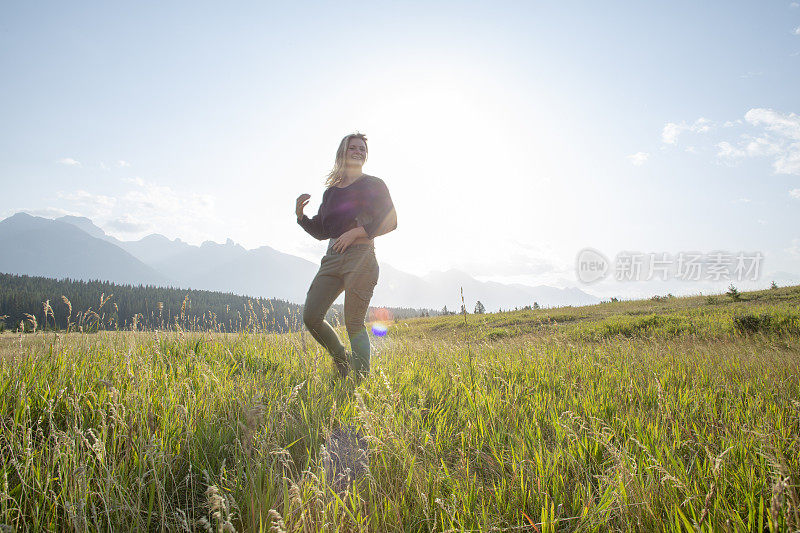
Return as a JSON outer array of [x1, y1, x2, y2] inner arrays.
[[326, 133, 369, 187], [344, 137, 367, 167]]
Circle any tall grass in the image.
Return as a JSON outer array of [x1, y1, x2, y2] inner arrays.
[[0, 286, 799, 531]]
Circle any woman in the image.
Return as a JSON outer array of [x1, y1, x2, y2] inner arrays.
[[295, 133, 397, 379]]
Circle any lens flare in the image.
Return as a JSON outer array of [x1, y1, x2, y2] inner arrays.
[[369, 307, 394, 322], [371, 322, 388, 337]]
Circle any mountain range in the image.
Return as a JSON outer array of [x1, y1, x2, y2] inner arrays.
[[0, 212, 601, 310]]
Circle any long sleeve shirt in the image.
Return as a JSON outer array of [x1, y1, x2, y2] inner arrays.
[[297, 174, 397, 240]]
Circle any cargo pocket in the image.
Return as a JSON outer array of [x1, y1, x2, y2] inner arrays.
[[345, 252, 378, 296], [365, 253, 379, 289], [351, 286, 375, 305]]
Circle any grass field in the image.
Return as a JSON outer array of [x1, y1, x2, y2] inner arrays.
[[1, 285, 799, 531]]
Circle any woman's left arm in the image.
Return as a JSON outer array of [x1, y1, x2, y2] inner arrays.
[[362, 178, 397, 239]]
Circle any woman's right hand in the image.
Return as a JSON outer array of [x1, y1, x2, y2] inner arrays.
[[295, 194, 310, 219]]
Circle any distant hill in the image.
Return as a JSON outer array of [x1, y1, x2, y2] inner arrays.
[[56, 215, 119, 242], [192, 245, 321, 302], [407, 268, 600, 310], [117, 233, 194, 265], [57, 215, 320, 302], [0, 213, 169, 286], [404, 282, 800, 343], [8, 212, 602, 310]]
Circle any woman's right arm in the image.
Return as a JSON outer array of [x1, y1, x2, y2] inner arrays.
[[296, 191, 330, 240]]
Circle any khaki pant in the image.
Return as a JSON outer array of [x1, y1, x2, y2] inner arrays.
[[302, 239, 379, 376]]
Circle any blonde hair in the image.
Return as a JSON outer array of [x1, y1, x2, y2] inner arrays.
[[325, 132, 368, 188]]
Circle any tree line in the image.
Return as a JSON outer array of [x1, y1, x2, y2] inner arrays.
[[0, 273, 428, 333]]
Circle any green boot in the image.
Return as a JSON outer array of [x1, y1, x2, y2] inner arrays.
[[348, 328, 371, 378], [332, 349, 350, 379]]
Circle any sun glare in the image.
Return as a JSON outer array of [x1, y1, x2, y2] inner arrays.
[[369, 307, 393, 337], [371, 322, 388, 337]]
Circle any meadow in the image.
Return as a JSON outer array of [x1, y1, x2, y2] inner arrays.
[[1, 285, 799, 531]]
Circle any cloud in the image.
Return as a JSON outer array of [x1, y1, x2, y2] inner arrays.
[[57, 190, 117, 218], [695, 119, 712, 133], [105, 215, 149, 233], [732, 198, 751, 203], [49, 178, 223, 242], [626, 152, 649, 166], [124, 176, 145, 186], [795, 25, 800, 35], [739, 71, 763, 79], [790, 188, 800, 199], [122, 179, 215, 216], [661, 118, 712, 144], [745, 108, 800, 140], [57, 157, 81, 167], [716, 108, 800, 175], [661, 123, 682, 144], [111, 178, 220, 241], [100, 160, 131, 170], [716, 141, 745, 158]]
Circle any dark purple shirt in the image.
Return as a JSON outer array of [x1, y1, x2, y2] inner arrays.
[[298, 174, 397, 240]]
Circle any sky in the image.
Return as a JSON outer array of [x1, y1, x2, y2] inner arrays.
[[1, 1, 799, 300]]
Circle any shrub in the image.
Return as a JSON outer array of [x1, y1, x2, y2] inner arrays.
[[733, 311, 800, 336], [485, 328, 510, 341], [726, 284, 742, 301], [651, 294, 675, 302], [733, 313, 771, 335], [586, 314, 695, 340]]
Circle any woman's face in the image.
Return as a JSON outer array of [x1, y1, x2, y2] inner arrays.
[[345, 138, 367, 166]]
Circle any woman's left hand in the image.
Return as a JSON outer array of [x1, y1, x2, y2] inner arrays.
[[332, 226, 368, 253]]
